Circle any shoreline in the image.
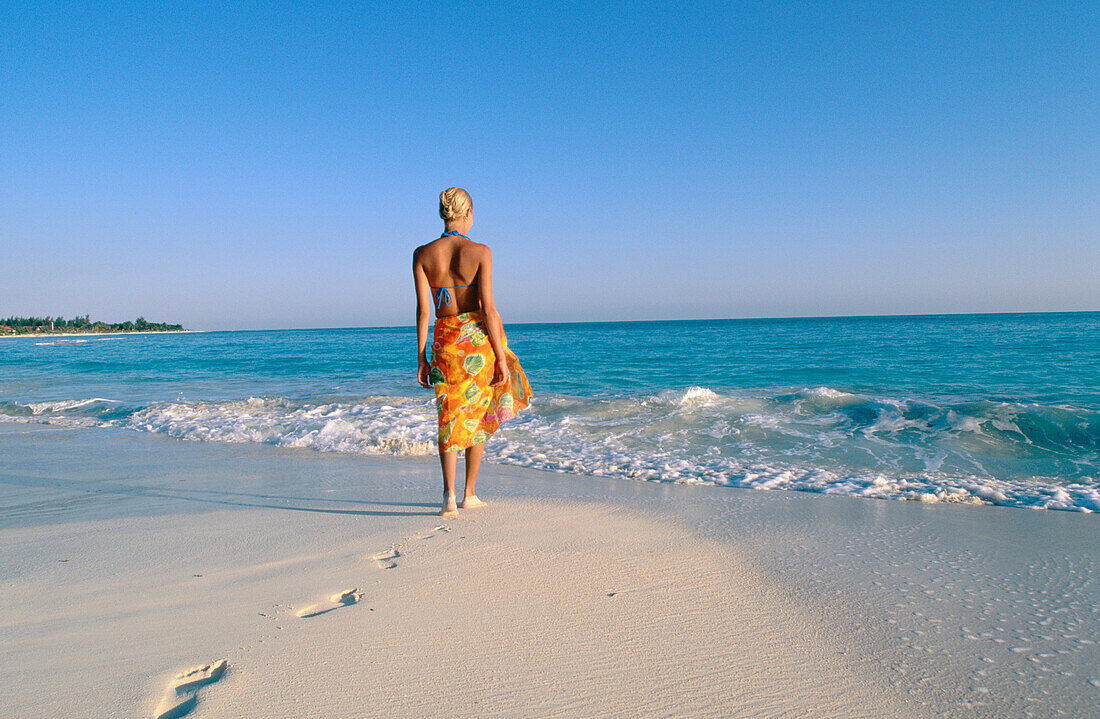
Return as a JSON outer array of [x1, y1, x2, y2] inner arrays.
[[2, 411, 1092, 514], [0, 329, 200, 339], [2, 425, 1096, 717]]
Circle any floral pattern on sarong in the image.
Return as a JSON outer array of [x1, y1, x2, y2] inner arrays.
[[430, 311, 532, 452]]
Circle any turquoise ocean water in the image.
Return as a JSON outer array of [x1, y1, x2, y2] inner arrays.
[[2, 312, 1097, 511]]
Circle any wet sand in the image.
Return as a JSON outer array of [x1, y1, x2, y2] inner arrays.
[[1, 425, 1096, 717]]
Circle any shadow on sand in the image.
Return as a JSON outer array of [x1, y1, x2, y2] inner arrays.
[[0, 473, 440, 517]]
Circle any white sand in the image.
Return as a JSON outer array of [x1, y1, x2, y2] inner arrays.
[[1, 426, 1097, 717]]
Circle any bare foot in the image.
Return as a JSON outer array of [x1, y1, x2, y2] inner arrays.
[[460, 495, 487, 509], [439, 495, 458, 518]]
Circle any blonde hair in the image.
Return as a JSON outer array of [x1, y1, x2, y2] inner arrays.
[[438, 187, 473, 221]]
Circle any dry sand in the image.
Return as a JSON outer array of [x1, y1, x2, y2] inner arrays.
[[1, 426, 1097, 717]]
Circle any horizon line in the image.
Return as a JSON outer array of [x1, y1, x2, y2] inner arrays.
[[181, 308, 1099, 333]]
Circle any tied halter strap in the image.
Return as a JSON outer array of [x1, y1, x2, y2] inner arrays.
[[430, 231, 477, 310]]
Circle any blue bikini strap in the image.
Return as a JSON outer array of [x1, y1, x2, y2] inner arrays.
[[440, 231, 470, 240], [433, 283, 477, 309]]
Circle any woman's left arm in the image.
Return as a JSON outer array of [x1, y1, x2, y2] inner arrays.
[[413, 249, 433, 388]]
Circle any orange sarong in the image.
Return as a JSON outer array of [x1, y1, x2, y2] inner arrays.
[[429, 311, 532, 452]]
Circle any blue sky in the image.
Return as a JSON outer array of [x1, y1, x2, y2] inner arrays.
[[2, 1, 1097, 329]]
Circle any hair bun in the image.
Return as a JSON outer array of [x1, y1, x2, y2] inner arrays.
[[439, 187, 472, 221]]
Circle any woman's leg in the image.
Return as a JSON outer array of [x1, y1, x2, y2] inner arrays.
[[463, 443, 483, 498], [461, 443, 488, 508], [438, 449, 458, 516]]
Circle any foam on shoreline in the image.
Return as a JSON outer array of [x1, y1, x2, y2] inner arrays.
[[5, 385, 1097, 511]]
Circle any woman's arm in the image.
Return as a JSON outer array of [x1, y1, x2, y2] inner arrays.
[[413, 249, 433, 388], [476, 245, 510, 387]]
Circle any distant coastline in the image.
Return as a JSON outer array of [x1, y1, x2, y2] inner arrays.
[[0, 315, 186, 336], [2, 329, 198, 339]]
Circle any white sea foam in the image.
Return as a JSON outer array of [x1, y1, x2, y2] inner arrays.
[[21, 398, 121, 415], [122, 396, 437, 455], [678, 386, 720, 406], [6, 387, 1098, 512], [801, 386, 857, 400]]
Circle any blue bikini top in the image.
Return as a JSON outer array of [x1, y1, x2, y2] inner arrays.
[[430, 231, 477, 310]]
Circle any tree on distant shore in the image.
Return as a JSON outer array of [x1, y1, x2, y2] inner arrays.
[[0, 315, 185, 335]]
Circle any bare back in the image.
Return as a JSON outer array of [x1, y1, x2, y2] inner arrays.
[[413, 236, 489, 317]]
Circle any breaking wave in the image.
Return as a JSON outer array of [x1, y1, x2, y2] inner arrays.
[[3, 386, 1097, 512]]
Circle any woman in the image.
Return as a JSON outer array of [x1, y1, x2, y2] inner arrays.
[[414, 187, 532, 517]]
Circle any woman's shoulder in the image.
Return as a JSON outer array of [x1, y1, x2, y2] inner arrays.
[[413, 237, 444, 259], [413, 237, 491, 262], [464, 241, 492, 271]]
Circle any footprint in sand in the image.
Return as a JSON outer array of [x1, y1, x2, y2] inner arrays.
[[296, 588, 363, 618], [153, 659, 227, 719], [412, 524, 452, 541], [369, 525, 450, 569], [371, 547, 401, 569]]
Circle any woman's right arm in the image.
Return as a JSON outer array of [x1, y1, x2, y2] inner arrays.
[[413, 249, 433, 388], [476, 245, 510, 387]]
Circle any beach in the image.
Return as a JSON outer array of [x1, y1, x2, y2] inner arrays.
[[6, 0, 1096, 713], [3, 423, 1096, 718]]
